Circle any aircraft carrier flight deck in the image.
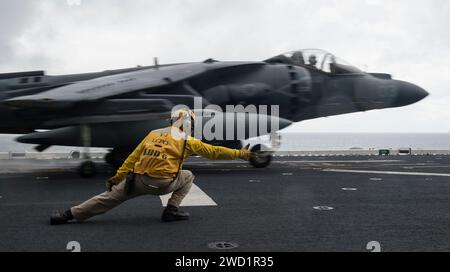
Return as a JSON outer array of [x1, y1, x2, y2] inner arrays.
[[1, 154, 450, 252]]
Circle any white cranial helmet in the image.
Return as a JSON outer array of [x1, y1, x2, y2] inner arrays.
[[170, 109, 196, 129]]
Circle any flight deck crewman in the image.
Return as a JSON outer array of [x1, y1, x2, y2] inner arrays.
[[50, 109, 251, 224]]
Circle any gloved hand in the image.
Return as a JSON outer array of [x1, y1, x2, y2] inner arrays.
[[239, 144, 252, 161], [106, 175, 123, 192]]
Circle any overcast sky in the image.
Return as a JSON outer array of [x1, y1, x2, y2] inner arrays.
[[0, 0, 449, 133]]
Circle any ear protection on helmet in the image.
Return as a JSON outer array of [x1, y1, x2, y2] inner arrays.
[[170, 109, 196, 135]]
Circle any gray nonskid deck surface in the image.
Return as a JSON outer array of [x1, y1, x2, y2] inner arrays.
[[0, 156, 449, 252]]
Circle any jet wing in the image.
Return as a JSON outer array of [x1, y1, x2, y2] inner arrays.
[[4, 63, 207, 109], [43, 111, 171, 127], [42, 98, 177, 127]]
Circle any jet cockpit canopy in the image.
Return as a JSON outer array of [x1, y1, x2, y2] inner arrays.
[[266, 49, 363, 75]]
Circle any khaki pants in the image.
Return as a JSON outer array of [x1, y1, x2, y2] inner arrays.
[[71, 170, 195, 221]]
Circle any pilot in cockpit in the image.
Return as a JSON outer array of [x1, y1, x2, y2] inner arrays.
[[308, 55, 318, 69]]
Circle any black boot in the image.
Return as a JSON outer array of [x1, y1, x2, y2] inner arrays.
[[50, 209, 74, 225], [161, 205, 190, 222]]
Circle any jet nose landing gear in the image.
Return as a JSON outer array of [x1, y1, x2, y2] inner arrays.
[[249, 144, 273, 168]]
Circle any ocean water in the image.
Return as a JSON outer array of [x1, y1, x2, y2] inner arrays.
[[1, 133, 450, 152], [277, 133, 450, 151]]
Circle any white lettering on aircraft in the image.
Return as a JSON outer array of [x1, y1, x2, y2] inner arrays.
[[76, 78, 136, 94]]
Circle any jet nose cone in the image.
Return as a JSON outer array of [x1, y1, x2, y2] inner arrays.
[[394, 81, 429, 107]]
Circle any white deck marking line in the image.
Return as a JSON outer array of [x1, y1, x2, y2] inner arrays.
[[185, 160, 402, 165], [323, 169, 450, 177], [275, 160, 403, 163], [160, 183, 217, 207]]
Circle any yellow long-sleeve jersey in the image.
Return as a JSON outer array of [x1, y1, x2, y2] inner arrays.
[[115, 126, 241, 180]]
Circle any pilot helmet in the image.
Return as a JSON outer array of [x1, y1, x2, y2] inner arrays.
[[309, 55, 317, 65]]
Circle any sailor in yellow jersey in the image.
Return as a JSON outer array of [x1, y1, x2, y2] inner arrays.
[[50, 109, 251, 224]]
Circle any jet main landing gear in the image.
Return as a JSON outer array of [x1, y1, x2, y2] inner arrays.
[[77, 125, 97, 178]]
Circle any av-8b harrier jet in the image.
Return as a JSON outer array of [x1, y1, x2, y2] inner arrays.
[[0, 49, 428, 177]]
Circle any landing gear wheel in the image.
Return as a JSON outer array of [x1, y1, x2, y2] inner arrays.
[[249, 144, 273, 168], [105, 152, 113, 165], [78, 161, 97, 178]]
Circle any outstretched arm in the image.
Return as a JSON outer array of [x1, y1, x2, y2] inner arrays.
[[185, 137, 249, 160]]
